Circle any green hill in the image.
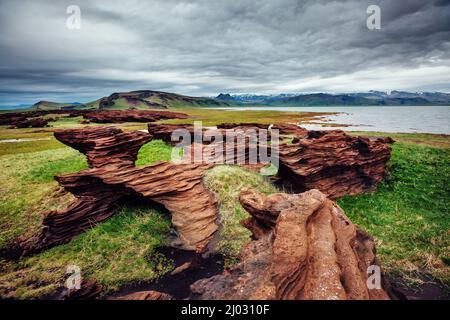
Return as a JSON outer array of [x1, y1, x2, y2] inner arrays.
[[31, 90, 229, 111]]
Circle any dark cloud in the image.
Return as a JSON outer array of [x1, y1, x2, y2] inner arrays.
[[0, 0, 449, 105]]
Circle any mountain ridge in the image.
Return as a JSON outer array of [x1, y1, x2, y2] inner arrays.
[[216, 91, 450, 106], [18, 89, 450, 111], [31, 90, 229, 111]]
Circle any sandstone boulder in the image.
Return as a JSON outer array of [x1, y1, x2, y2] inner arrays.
[[190, 188, 392, 300]]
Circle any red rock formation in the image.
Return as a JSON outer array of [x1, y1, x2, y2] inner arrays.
[[9, 118, 48, 128], [83, 110, 188, 123], [277, 130, 392, 198], [190, 188, 392, 300], [148, 123, 271, 146], [17, 125, 392, 259], [54, 126, 152, 167], [271, 124, 308, 137], [148, 124, 391, 200], [0, 110, 93, 128], [19, 127, 218, 256]]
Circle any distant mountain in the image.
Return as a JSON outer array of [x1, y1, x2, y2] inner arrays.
[[31, 90, 229, 111], [32, 101, 82, 110], [21, 90, 450, 111], [216, 91, 450, 106]]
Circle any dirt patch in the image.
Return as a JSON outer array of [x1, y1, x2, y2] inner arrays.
[[387, 273, 450, 300], [107, 246, 224, 300]]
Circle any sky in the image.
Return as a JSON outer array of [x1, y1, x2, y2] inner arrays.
[[0, 0, 449, 106]]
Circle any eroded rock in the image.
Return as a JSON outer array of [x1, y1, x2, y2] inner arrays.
[[19, 127, 218, 256], [190, 188, 392, 300], [277, 130, 392, 198]]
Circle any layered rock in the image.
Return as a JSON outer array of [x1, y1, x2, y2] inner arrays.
[[148, 123, 271, 146], [147, 124, 392, 200], [9, 118, 48, 128], [190, 188, 392, 300], [0, 110, 92, 128], [19, 127, 218, 256], [53, 126, 152, 167], [83, 110, 188, 123], [277, 130, 392, 198], [17, 125, 392, 259]]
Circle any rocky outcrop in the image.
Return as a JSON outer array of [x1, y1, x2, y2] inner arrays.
[[148, 123, 271, 146], [19, 127, 218, 256], [53, 126, 152, 167], [148, 124, 392, 199], [190, 188, 392, 300], [271, 124, 309, 136], [277, 130, 392, 198], [17, 125, 392, 260], [0, 110, 92, 128], [9, 118, 48, 128], [83, 110, 188, 123]]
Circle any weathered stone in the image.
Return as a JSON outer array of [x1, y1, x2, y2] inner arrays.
[[277, 130, 392, 198], [190, 188, 392, 300], [19, 127, 218, 256]]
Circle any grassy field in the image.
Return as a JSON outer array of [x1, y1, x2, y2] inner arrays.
[[163, 107, 334, 126], [0, 110, 449, 298]]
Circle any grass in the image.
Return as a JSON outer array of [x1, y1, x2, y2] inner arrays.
[[338, 142, 450, 284], [135, 140, 173, 166], [0, 137, 174, 298], [348, 131, 450, 149], [0, 148, 88, 250], [0, 205, 172, 299], [160, 107, 333, 126], [203, 166, 278, 266]]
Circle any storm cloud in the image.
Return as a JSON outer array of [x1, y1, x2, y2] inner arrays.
[[0, 0, 449, 105]]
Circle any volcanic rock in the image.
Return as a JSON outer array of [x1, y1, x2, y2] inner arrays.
[[190, 188, 392, 300]]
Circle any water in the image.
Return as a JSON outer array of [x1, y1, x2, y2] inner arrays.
[[214, 106, 450, 134]]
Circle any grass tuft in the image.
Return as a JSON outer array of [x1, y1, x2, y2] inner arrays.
[[203, 165, 278, 266]]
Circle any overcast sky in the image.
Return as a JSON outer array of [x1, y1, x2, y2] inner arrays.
[[0, 0, 449, 105]]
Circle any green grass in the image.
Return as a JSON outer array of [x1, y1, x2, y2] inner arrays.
[[203, 166, 278, 266], [135, 140, 173, 166], [348, 131, 450, 149], [338, 142, 450, 284], [0, 148, 88, 250], [0, 205, 172, 299], [160, 107, 333, 126], [0, 140, 174, 298]]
